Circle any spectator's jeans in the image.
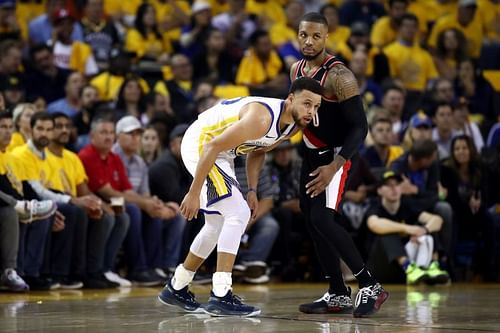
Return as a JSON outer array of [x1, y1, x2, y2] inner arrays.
[[43, 203, 82, 277], [87, 213, 114, 275], [238, 212, 279, 263], [124, 203, 148, 273], [142, 213, 186, 270], [103, 211, 130, 272], [0, 207, 19, 271], [18, 217, 51, 277]]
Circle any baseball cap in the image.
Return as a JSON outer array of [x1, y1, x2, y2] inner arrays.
[[169, 123, 189, 141], [116, 116, 143, 134], [191, 1, 211, 14], [1, 75, 23, 91], [458, 0, 477, 7], [0, 0, 16, 9], [378, 170, 403, 187], [409, 111, 432, 128], [53, 8, 73, 23]]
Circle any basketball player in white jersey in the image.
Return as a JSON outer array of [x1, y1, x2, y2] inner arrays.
[[158, 77, 323, 316]]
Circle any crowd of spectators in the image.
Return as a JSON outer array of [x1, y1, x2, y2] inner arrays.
[[1, 0, 499, 292]]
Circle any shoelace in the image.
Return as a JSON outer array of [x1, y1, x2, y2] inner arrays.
[[228, 292, 244, 305], [355, 286, 374, 307]]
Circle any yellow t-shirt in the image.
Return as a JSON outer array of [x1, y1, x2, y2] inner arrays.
[[478, 0, 500, 41], [11, 144, 59, 190], [47, 149, 88, 197], [428, 12, 484, 58], [125, 29, 172, 59], [0, 150, 26, 196], [408, 1, 430, 34], [208, 0, 229, 15], [6, 132, 26, 152], [152, 0, 191, 41], [383, 41, 438, 91], [370, 16, 398, 48], [15, 1, 45, 41], [90, 73, 150, 101], [246, 0, 286, 26], [69, 41, 94, 74], [269, 23, 297, 46], [235, 49, 284, 86]]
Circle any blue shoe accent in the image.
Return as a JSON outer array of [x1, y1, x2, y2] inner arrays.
[[158, 282, 202, 313], [204, 291, 261, 317]]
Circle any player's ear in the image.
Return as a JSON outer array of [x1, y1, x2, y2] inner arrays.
[[287, 93, 294, 102]]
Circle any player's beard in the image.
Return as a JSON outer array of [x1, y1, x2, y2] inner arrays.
[[301, 48, 324, 61], [292, 107, 308, 129]]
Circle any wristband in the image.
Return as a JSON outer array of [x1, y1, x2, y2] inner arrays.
[[248, 188, 257, 193]]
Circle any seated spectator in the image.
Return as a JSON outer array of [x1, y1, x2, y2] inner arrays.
[[8, 103, 37, 152], [440, 135, 497, 281], [125, 3, 172, 65], [111, 116, 180, 285], [0, 0, 20, 41], [179, 1, 213, 58], [233, 155, 280, 284], [72, 85, 100, 151], [246, 0, 286, 30], [47, 72, 85, 118], [454, 58, 495, 127], [452, 97, 484, 153], [48, 8, 98, 76], [390, 139, 453, 265], [321, 4, 351, 59], [370, 0, 409, 49], [192, 28, 239, 85], [350, 49, 383, 110], [24, 44, 70, 104], [1, 74, 25, 109], [378, 84, 406, 142], [140, 125, 162, 166], [80, 0, 120, 72], [366, 171, 449, 284], [0, 40, 22, 84], [431, 102, 456, 161], [28, 0, 83, 45], [432, 28, 467, 81], [428, 0, 484, 59], [235, 30, 288, 98], [401, 111, 433, 151], [269, 0, 304, 48], [383, 14, 438, 119], [362, 116, 404, 175], [114, 76, 148, 123]]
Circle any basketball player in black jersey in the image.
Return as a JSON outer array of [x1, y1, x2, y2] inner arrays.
[[291, 13, 388, 317]]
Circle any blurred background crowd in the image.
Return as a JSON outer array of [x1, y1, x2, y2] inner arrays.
[[0, 0, 499, 292]]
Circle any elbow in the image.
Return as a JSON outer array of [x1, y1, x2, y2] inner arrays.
[[367, 218, 381, 234]]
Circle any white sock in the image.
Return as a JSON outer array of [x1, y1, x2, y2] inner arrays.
[[212, 272, 232, 297], [14, 200, 26, 214], [171, 264, 195, 291]]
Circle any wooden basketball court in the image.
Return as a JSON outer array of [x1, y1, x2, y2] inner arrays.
[[1, 283, 499, 332]]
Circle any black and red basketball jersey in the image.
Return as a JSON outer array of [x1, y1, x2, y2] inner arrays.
[[293, 55, 349, 149]]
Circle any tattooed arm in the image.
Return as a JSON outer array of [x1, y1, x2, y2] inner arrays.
[[326, 64, 368, 162]]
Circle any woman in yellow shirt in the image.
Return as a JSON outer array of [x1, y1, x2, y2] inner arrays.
[[433, 28, 468, 81], [8, 103, 37, 152], [125, 3, 172, 64]]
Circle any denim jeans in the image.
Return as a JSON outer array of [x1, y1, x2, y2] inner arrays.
[[237, 212, 279, 263]]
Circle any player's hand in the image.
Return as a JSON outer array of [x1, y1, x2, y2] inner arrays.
[[52, 210, 66, 232], [306, 164, 338, 198], [246, 191, 258, 221], [180, 191, 200, 221], [406, 225, 427, 238]]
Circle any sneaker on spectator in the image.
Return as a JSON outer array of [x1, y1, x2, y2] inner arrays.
[[84, 273, 119, 289], [353, 283, 389, 318], [104, 271, 132, 287], [299, 287, 353, 314], [0, 269, 29, 292], [406, 263, 429, 285], [18, 200, 57, 223], [23, 276, 60, 291], [55, 276, 83, 289], [158, 281, 203, 312], [128, 270, 162, 287], [204, 290, 261, 317], [425, 261, 450, 285]]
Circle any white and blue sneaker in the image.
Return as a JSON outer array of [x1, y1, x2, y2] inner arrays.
[[204, 291, 261, 317]]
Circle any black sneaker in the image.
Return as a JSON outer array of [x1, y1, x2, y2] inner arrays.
[[128, 270, 162, 287], [23, 276, 60, 291], [353, 283, 389, 318], [158, 282, 202, 313], [299, 287, 353, 314], [84, 274, 119, 289], [204, 291, 261, 317], [55, 277, 83, 289]]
